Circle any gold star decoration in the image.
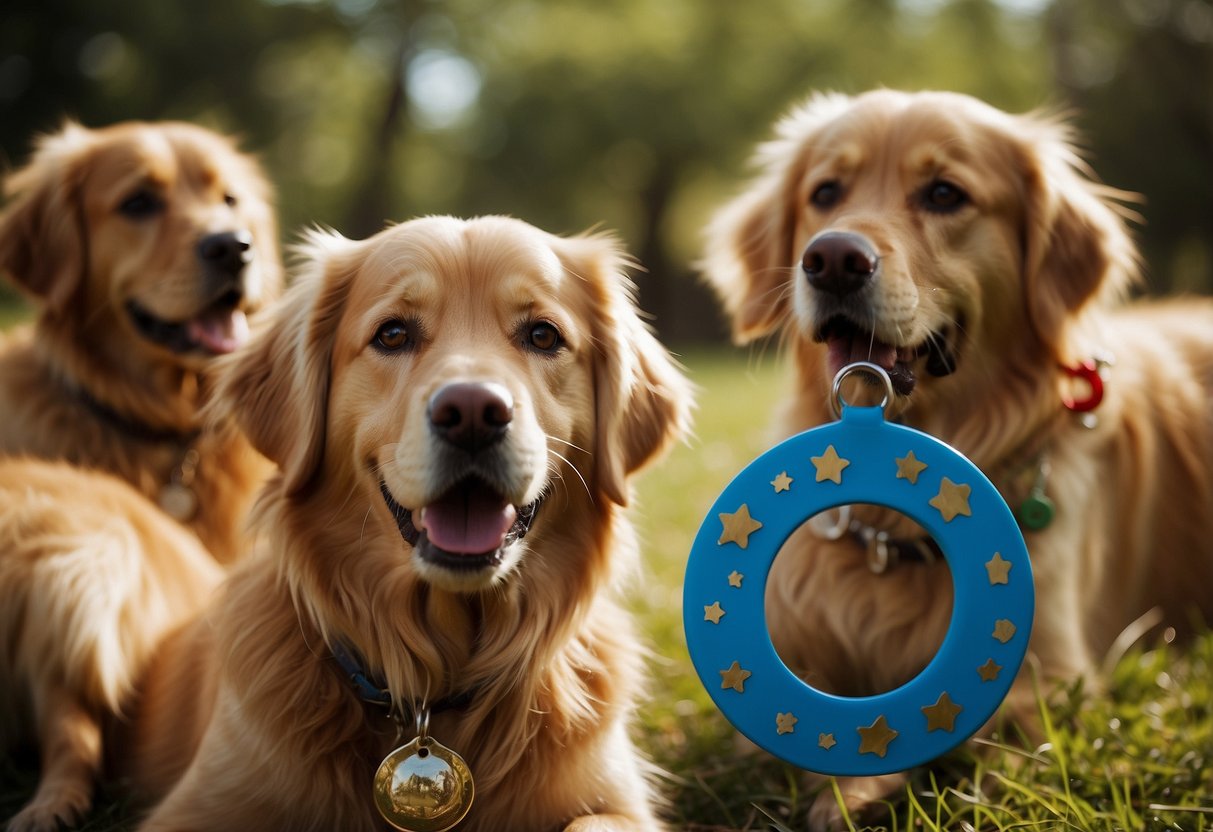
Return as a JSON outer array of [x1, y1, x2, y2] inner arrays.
[[727, 570, 744, 588], [719, 661, 752, 693], [703, 601, 726, 624], [978, 658, 1002, 682], [857, 715, 898, 757], [818, 732, 837, 750], [718, 504, 763, 549], [771, 471, 794, 493], [895, 451, 928, 485], [985, 552, 1012, 585], [992, 619, 1017, 643], [921, 692, 963, 732], [776, 712, 798, 735], [929, 477, 972, 522], [811, 445, 851, 484]]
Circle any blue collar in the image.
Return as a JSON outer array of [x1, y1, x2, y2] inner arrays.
[[330, 642, 478, 714], [331, 641, 393, 707]]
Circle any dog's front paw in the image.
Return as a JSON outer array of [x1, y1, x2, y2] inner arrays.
[[808, 773, 907, 831], [5, 787, 92, 832], [563, 814, 661, 832]]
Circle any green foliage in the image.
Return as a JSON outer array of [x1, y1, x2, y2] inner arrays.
[[3, 0, 1208, 334]]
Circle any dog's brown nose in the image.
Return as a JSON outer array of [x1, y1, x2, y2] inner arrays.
[[197, 230, 253, 276], [802, 232, 878, 296], [428, 382, 514, 452]]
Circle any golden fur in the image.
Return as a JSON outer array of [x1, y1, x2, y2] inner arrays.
[[702, 89, 1213, 828], [0, 121, 281, 832], [0, 460, 222, 830], [0, 120, 282, 562], [99, 215, 690, 830]]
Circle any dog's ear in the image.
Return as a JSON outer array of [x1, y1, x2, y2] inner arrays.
[[700, 93, 852, 344], [0, 122, 93, 314], [208, 229, 358, 496], [1017, 115, 1139, 361], [559, 234, 693, 507]]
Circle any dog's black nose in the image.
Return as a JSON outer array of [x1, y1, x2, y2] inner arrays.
[[197, 230, 254, 276], [802, 232, 878, 296], [428, 382, 514, 452]]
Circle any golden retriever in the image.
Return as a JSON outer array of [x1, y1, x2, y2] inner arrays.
[[12, 215, 690, 831], [0, 121, 281, 831], [0, 120, 282, 562], [701, 89, 1213, 828], [0, 459, 223, 831]]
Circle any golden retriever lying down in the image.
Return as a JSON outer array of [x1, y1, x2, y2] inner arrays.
[[0, 121, 281, 832], [6, 216, 689, 831], [702, 89, 1213, 828], [0, 120, 282, 563]]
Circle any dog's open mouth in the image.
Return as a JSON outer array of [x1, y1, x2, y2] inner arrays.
[[379, 478, 541, 572], [816, 316, 959, 396], [126, 290, 250, 356]]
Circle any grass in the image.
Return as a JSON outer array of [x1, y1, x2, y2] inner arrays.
[[3, 345, 1212, 830], [0, 300, 29, 330]]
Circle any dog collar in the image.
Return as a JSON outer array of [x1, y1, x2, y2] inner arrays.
[[807, 506, 941, 573], [71, 381, 201, 446], [330, 642, 478, 715]]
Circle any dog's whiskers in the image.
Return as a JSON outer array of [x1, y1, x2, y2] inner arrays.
[[547, 447, 591, 501]]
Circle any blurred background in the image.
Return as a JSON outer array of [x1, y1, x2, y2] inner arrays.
[[2, 0, 1211, 343]]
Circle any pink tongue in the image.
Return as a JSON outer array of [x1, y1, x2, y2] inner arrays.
[[419, 483, 517, 555], [186, 309, 249, 355], [827, 332, 897, 377]]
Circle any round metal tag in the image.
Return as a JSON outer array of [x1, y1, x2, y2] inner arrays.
[[683, 364, 1034, 775], [372, 736, 474, 832]]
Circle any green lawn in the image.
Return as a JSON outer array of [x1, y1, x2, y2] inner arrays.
[[0, 301, 29, 330], [2, 346, 1211, 831]]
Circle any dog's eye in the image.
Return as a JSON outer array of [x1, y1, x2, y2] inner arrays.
[[118, 190, 164, 219], [373, 320, 412, 352], [922, 181, 969, 212], [526, 322, 563, 353], [810, 181, 842, 209], [223, 193, 238, 207]]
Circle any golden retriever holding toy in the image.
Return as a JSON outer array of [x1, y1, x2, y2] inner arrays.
[[702, 89, 1213, 828], [10, 215, 691, 831]]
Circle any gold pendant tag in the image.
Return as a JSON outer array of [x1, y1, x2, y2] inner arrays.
[[372, 735, 474, 832], [158, 482, 198, 521]]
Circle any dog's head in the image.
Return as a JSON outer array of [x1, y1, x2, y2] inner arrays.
[[0, 120, 282, 368], [213, 216, 690, 594], [702, 90, 1137, 418]]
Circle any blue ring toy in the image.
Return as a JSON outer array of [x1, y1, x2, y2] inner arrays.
[[683, 363, 1034, 775]]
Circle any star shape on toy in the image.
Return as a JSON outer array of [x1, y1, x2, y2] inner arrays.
[[985, 552, 1012, 585], [895, 451, 928, 485], [818, 732, 837, 750], [921, 692, 963, 732], [857, 715, 898, 757], [718, 504, 762, 549], [992, 619, 1017, 643], [929, 477, 972, 522], [719, 661, 751, 693], [771, 471, 793, 493], [703, 601, 726, 624], [977, 658, 1002, 682], [727, 570, 744, 588], [811, 445, 850, 484], [775, 712, 798, 735]]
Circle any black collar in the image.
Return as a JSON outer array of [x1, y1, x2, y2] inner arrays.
[[847, 527, 942, 573], [330, 642, 478, 716], [72, 383, 200, 446]]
